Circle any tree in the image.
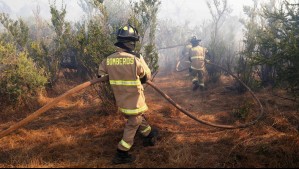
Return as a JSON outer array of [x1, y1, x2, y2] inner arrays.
[[258, 1, 299, 96], [239, 0, 299, 99], [206, 0, 232, 81], [48, 1, 72, 84], [130, 0, 161, 73], [236, 0, 260, 92], [0, 42, 48, 105], [0, 13, 29, 49]]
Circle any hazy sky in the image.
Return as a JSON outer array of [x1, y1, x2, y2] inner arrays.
[[158, 0, 254, 24], [0, 0, 81, 21], [1, 0, 255, 24]]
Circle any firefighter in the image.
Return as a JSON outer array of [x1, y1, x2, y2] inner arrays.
[[189, 36, 209, 91], [98, 24, 158, 165]]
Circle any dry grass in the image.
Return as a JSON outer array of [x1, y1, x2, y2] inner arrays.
[[0, 68, 298, 168]]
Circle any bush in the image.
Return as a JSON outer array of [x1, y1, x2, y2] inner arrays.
[[0, 42, 48, 104]]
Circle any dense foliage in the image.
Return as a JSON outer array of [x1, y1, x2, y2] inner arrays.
[[239, 1, 299, 99], [0, 0, 161, 106], [0, 0, 298, 105], [0, 42, 48, 104]]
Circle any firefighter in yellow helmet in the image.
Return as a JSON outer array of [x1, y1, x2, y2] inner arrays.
[[98, 24, 158, 165], [189, 36, 209, 91]]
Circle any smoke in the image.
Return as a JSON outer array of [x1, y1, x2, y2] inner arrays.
[[0, 0, 254, 23], [0, 1, 12, 14], [156, 0, 249, 69], [158, 0, 254, 26], [0, 0, 83, 21], [0, 0, 255, 71]]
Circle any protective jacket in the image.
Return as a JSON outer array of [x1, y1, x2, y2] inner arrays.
[[189, 46, 207, 71], [98, 50, 151, 116]]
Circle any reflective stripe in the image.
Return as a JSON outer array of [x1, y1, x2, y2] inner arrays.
[[129, 27, 135, 33], [191, 66, 204, 71], [191, 56, 204, 60], [110, 80, 141, 86], [106, 57, 134, 65], [141, 126, 151, 134], [119, 140, 132, 150], [120, 105, 148, 115]]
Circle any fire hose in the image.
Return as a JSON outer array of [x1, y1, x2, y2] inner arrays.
[[157, 44, 187, 51], [151, 61, 264, 129], [0, 62, 264, 139]]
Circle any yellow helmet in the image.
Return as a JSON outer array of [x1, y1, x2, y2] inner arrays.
[[190, 36, 201, 44], [116, 24, 140, 42]]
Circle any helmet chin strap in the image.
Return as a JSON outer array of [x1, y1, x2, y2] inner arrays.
[[115, 41, 136, 51], [124, 41, 136, 51], [192, 42, 199, 47]]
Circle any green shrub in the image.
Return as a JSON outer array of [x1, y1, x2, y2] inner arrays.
[[0, 42, 48, 103]]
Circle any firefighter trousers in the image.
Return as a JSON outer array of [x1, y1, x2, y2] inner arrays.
[[118, 114, 152, 151], [191, 69, 205, 86]]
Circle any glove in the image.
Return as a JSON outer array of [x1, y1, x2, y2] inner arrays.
[[140, 75, 148, 84]]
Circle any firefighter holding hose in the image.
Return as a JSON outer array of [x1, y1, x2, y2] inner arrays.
[[98, 24, 159, 165], [189, 36, 209, 91]]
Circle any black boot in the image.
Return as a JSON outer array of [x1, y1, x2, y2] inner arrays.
[[112, 149, 136, 165], [199, 83, 205, 91], [192, 81, 200, 91], [143, 128, 159, 147]]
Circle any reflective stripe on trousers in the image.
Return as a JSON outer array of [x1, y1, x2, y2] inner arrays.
[[120, 105, 148, 115], [119, 139, 132, 150], [118, 115, 151, 151], [191, 66, 205, 71], [141, 126, 151, 135]]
